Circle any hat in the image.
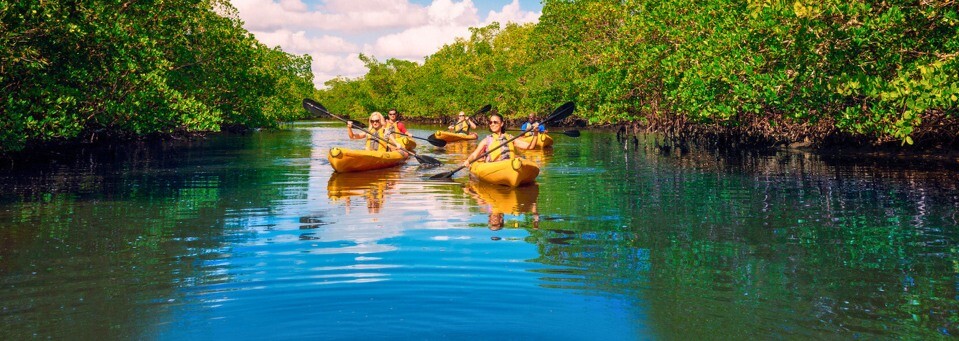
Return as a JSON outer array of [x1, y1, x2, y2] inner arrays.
[[458, 112, 465, 116]]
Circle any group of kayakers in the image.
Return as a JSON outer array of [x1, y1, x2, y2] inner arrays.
[[346, 109, 410, 155], [346, 108, 547, 166]]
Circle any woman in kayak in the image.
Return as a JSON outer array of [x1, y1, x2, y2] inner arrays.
[[463, 112, 538, 167], [448, 111, 477, 138], [347, 112, 407, 154]]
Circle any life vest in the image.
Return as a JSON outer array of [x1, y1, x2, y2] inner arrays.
[[484, 133, 516, 162], [453, 120, 470, 134], [387, 120, 407, 134], [365, 128, 389, 152]]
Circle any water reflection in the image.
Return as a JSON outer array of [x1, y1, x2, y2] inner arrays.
[[327, 169, 400, 214], [464, 181, 540, 230], [2, 124, 959, 339]]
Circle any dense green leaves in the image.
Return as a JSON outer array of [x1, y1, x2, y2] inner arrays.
[[1, 0, 316, 153], [318, 0, 957, 146]]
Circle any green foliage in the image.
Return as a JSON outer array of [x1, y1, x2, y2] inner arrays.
[[0, 0, 315, 152], [317, 0, 957, 145]]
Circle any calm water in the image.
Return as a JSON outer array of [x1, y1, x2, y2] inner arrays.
[[2, 121, 958, 339]]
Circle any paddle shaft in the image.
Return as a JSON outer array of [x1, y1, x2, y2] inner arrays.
[[393, 132, 446, 147], [509, 129, 580, 137]]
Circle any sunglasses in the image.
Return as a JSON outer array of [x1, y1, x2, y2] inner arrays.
[[371, 119, 381, 123], [489, 120, 502, 124]]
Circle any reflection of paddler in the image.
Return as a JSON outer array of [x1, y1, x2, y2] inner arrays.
[[466, 181, 540, 230], [465, 180, 539, 215], [327, 170, 396, 214]]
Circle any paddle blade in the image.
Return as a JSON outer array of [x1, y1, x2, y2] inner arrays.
[[426, 134, 447, 147], [544, 102, 576, 124], [302, 98, 367, 128], [414, 154, 442, 166], [563, 129, 581, 137], [475, 104, 492, 115], [302, 98, 327, 116], [429, 166, 465, 179]]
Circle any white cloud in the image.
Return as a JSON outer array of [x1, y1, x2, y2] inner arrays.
[[252, 30, 357, 54], [230, 0, 541, 88], [366, 24, 471, 60], [485, 0, 539, 25], [426, 0, 479, 26]]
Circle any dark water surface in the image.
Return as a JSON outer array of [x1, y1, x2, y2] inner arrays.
[[2, 121, 958, 339]]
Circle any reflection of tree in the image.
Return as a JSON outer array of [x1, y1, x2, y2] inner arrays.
[[0, 130, 316, 339], [524, 131, 959, 338]]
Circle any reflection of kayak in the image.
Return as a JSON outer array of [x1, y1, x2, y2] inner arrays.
[[467, 180, 539, 214], [394, 134, 417, 151], [469, 157, 539, 187], [328, 147, 408, 173], [327, 169, 395, 199], [434, 131, 477, 142], [441, 139, 476, 154], [518, 133, 553, 149]]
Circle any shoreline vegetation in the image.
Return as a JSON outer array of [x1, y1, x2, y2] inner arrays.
[[3, 1, 958, 165]]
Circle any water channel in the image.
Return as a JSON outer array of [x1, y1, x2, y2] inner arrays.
[[2, 121, 958, 339]]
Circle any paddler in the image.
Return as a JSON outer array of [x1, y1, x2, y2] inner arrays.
[[463, 112, 538, 167]]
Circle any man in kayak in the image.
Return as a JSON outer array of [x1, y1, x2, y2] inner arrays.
[[386, 109, 407, 134], [520, 113, 546, 136], [448, 111, 477, 138], [463, 112, 539, 166], [347, 112, 407, 155]]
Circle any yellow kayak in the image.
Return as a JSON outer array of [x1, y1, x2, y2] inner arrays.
[[327, 147, 408, 173], [466, 180, 539, 214], [518, 133, 553, 149], [468, 157, 539, 187], [434, 131, 477, 142], [394, 134, 417, 151]]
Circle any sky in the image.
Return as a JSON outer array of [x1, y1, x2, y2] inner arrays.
[[229, 0, 544, 88]]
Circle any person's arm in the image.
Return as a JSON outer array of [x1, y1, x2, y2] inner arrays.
[[514, 126, 539, 150], [397, 122, 407, 134], [467, 118, 477, 129], [347, 121, 366, 139], [464, 138, 488, 167], [388, 134, 409, 157]]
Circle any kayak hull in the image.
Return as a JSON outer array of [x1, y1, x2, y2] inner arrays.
[[328, 147, 408, 173], [394, 135, 417, 151], [518, 133, 553, 149], [469, 158, 539, 187], [434, 131, 477, 142]]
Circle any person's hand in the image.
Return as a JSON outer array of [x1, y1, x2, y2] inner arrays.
[[463, 160, 471, 167], [347, 121, 353, 128]]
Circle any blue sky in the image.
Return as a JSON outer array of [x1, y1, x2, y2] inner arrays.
[[230, 0, 543, 87]]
